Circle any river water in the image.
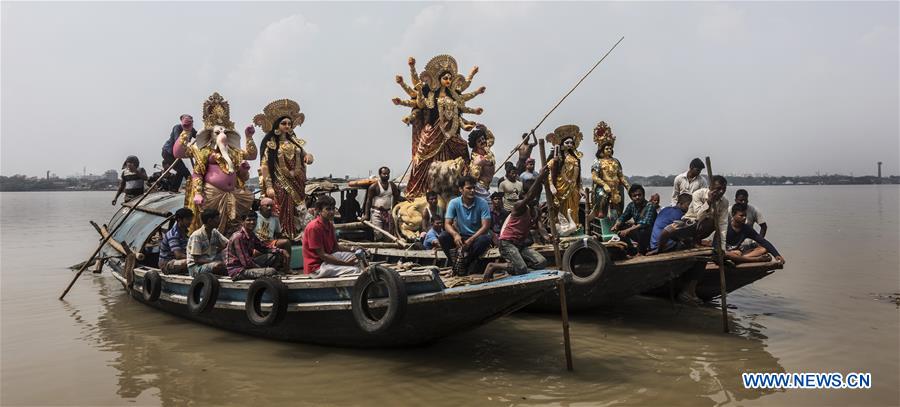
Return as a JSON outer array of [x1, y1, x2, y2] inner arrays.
[[1, 187, 898, 406]]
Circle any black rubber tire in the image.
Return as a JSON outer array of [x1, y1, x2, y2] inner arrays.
[[351, 265, 408, 334], [142, 271, 162, 302], [245, 277, 288, 326], [563, 237, 610, 286], [187, 273, 220, 315]]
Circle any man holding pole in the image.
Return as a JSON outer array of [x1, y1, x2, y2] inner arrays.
[[663, 175, 729, 304]]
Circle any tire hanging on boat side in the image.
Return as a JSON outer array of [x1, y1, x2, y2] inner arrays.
[[563, 237, 610, 286], [187, 273, 220, 315], [245, 277, 288, 326], [142, 270, 162, 302], [351, 265, 407, 334]]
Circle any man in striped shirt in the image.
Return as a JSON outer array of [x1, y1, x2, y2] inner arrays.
[[225, 211, 289, 280], [159, 208, 193, 274]]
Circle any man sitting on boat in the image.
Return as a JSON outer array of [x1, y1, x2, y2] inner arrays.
[[158, 208, 194, 275], [489, 191, 509, 245], [484, 166, 550, 280], [256, 197, 291, 263], [187, 208, 229, 277], [439, 175, 493, 276], [423, 215, 443, 250], [648, 193, 692, 254], [610, 184, 657, 255], [225, 211, 290, 280], [730, 189, 769, 251], [302, 195, 362, 278], [720, 203, 785, 265]]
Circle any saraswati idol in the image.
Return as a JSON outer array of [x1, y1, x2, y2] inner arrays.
[[255, 99, 314, 240]]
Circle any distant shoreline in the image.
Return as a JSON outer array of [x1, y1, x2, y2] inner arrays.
[[2, 174, 896, 192]]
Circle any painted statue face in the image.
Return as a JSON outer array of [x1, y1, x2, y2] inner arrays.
[[603, 144, 614, 157], [278, 118, 292, 132], [181, 115, 193, 129], [440, 73, 453, 88], [563, 138, 575, 151], [213, 125, 227, 142]]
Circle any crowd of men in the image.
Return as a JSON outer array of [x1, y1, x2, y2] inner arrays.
[[138, 116, 785, 303]]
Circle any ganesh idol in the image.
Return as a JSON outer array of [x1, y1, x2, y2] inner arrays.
[[174, 92, 257, 234]]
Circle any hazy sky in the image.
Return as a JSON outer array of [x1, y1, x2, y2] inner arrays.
[[2, 2, 897, 179]]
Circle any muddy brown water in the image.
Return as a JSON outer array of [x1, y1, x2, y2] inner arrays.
[[2, 186, 898, 406]]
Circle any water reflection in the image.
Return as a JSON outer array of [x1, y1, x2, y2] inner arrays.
[[80, 275, 786, 406]]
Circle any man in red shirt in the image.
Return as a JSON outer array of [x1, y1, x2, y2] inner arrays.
[[302, 195, 361, 278]]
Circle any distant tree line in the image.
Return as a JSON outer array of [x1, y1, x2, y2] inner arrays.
[[2, 172, 896, 192]]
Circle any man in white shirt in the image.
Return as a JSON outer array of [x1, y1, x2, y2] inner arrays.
[[730, 189, 767, 237], [671, 158, 708, 206], [658, 175, 729, 305]]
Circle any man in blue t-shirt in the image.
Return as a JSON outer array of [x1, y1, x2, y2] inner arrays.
[[649, 193, 692, 253], [438, 175, 493, 275]]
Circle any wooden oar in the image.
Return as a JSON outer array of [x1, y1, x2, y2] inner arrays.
[[59, 159, 180, 300], [539, 139, 572, 371], [705, 156, 729, 333]]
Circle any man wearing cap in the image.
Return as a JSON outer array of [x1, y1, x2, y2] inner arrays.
[[671, 158, 708, 206], [161, 114, 197, 192]]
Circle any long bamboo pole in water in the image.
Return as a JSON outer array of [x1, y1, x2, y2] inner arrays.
[[539, 139, 572, 371], [705, 156, 729, 333]]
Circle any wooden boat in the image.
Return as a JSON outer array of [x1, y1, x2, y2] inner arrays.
[[644, 259, 784, 302], [525, 245, 713, 312], [304, 185, 717, 313], [99, 192, 565, 348], [344, 233, 713, 313]]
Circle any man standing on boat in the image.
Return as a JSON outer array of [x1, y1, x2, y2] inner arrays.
[[303, 195, 362, 278], [225, 211, 290, 280], [439, 175, 493, 275], [187, 208, 229, 277], [671, 158, 708, 206], [665, 176, 729, 304], [161, 114, 196, 192], [363, 166, 404, 241]]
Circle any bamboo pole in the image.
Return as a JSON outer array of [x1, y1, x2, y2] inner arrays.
[[491, 36, 625, 178], [538, 140, 562, 267], [89, 221, 145, 261], [360, 219, 406, 246], [539, 139, 572, 371], [705, 156, 729, 333], [60, 159, 179, 300]]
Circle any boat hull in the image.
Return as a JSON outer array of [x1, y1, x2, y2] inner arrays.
[[111, 262, 561, 348]]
